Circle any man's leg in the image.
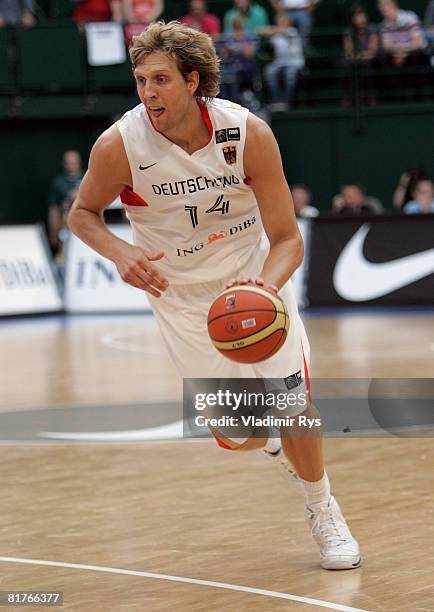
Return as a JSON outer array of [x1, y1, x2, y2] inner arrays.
[[264, 61, 283, 103], [280, 402, 324, 481], [271, 403, 361, 570], [281, 64, 299, 108], [248, 280, 361, 570]]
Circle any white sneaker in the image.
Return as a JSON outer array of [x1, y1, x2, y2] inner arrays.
[[305, 496, 362, 570]]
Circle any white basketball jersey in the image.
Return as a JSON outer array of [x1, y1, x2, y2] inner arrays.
[[116, 98, 267, 284]]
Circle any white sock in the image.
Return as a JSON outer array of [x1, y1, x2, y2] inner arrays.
[[299, 471, 331, 507]]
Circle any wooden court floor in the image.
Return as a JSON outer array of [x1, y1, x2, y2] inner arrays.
[[0, 311, 433, 612]]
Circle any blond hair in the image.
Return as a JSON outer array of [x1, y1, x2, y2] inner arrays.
[[129, 21, 220, 100]]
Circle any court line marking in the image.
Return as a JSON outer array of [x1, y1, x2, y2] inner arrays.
[[39, 419, 184, 441], [0, 556, 370, 612], [101, 332, 168, 355]]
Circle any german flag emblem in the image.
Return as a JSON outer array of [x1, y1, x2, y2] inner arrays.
[[223, 146, 237, 165]]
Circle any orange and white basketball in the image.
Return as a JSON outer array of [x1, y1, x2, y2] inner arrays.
[[207, 284, 289, 364]]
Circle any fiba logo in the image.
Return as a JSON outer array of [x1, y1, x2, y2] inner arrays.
[[225, 294, 236, 309]]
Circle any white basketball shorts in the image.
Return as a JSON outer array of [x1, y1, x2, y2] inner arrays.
[[147, 271, 311, 386]]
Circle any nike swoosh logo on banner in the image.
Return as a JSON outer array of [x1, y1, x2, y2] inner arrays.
[[139, 162, 157, 171], [333, 224, 434, 301]]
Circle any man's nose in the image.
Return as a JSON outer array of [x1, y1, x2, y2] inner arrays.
[[143, 81, 157, 99]]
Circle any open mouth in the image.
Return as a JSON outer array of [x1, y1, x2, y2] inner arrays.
[[148, 107, 165, 118]]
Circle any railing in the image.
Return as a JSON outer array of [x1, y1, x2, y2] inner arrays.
[[0, 24, 433, 110]]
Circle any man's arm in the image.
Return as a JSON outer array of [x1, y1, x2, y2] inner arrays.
[[68, 125, 169, 297], [243, 113, 304, 290], [409, 25, 425, 50]]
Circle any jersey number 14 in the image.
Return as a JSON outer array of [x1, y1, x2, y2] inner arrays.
[[185, 195, 230, 229]]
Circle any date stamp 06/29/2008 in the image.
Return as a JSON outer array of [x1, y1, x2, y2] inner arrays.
[[0, 592, 63, 606]]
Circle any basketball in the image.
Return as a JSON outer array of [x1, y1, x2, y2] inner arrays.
[[207, 284, 289, 364]]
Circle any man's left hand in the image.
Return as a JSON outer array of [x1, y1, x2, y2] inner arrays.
[[224, 277, 279, 294]]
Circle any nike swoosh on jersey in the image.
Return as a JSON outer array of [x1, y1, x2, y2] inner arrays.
[[139, 162, 158, 170], [333, 224, 434, 301]]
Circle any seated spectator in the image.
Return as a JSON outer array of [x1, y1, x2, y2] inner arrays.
[[0, 0, 35, 26], [268, 0, 320, 44], [344, 4, 378, 62], [392, 164, 430, 209], [73, 0, 114, 22], [291, 184, 319, 217], [333, 184, 383, 216], [403, 179, 434, 214], [223, 0, 269, 35], [379, 0, 426, 55], [180, 0, 220, 37], [111, 0, 164, 44], [48, 150, 84, 256], [424, 0, 434, 45], [376, 0, 428, 95], [218, 15, 258, 105], [259, 12, 304, 110]]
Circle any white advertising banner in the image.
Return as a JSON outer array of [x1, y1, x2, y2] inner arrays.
[[0, 225, 62, 316], [64, 225, 152, 313]]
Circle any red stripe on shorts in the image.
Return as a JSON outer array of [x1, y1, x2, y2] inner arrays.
[[212, 431, 233, 450], [302, 344, 312, 405]]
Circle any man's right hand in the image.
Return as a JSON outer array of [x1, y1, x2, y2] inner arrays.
[[113, 244, 169, 298]]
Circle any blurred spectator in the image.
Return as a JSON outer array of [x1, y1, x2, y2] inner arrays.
[[291, 184, 319, 217], [180, 0, 220, 36], [268, 0, 320, 43], [259, 12, 304, 110], [374, 0, 429, 99], [344, 4, 378, 62], [403, 179, 434, 214], [377, 0, 426, 64], [424, 0, 434, 45], [112, 0, 164, 44], [48, 150, 83, 255], [218, 15, 258, 104], [223, 0, 268, 35], [341, 4, 378, 105], [0, 0, 35, 26], [333, 184, 383, 216], [73, 0, 114, 22], [392, 164, 430, 209]]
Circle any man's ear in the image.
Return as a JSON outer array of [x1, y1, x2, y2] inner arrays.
[[186, 70, 200, 96]]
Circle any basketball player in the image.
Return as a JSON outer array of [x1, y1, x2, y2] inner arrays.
[[68, 21, 361, 570]]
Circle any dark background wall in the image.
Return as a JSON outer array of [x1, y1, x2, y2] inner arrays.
[[272, 106, 434, 210], [0, 118, 109, 224], [1, 105, 433, 225]]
